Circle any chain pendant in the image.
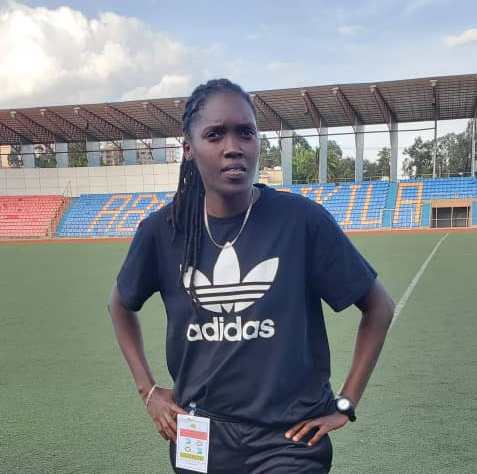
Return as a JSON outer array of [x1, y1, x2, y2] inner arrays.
[[204, 187, 256, 250]]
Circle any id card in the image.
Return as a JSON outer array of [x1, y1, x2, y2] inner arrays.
[[175, 414, 210, 473]]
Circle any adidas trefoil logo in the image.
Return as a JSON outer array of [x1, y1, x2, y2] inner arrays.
[[183, 243, 279, 314]]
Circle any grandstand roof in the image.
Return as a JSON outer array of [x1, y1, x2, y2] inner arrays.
[[0, 73, 476, 144]]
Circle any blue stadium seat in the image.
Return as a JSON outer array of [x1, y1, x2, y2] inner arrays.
[[393, 177, 477, 228], [55, 177, 477, 237]]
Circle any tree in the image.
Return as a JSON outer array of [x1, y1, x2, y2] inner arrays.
[[7, 144, 23, 168], [292, 133, 318, 183], [326, 140, 350, 182], [34, 144, 57, 168], [291, 137, 350, 183], [438, 131, 471, 175], [402, 122, 473, 178], [376, 146, 391, 177], [259, 134, 281, 170], [402, 136, 434, 177], [292, 147, 319, 183], [69, 142, 88, 167], [364, 147, 390, 180], [292, 133, 312, 151], [334, 156, 355, 182], [364, 159, 379, 180]]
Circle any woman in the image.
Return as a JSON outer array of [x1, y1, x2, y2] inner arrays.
[[109, 79, 395, 473]]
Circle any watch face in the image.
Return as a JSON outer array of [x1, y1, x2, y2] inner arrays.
[[337, 398, 351, 411]]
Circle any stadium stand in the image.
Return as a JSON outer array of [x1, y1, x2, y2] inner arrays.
[[56, 192, 173, 238], [393, 177, 477, 228], [283, 181, 390, 230], [56, 182, 390, 238], [3, 177, 476, 239], [0, 195, 67, 238]]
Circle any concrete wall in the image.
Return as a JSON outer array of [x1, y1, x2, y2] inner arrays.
[[0, 163, 181, 197]]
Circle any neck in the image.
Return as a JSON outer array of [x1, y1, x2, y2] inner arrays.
[[205, 187, 254, 218]]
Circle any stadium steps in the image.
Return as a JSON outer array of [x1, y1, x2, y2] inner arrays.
[[393, 177, 477, 228], [4, 178, 476, 239], [0, 195, 67, 239], [56, 182, 390, 237]]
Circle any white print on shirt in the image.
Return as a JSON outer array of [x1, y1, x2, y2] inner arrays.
[[182, 244, 279, 314], [186, 316, 275, 341], [182, 244, 279, 342]]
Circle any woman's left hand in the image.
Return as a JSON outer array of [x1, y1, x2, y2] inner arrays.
[[285, 412, 349, 446]]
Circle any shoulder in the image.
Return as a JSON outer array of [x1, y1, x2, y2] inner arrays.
[[135, 202, 173, 236]]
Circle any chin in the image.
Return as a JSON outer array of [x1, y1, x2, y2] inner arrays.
[[217, 178, 254, 196]]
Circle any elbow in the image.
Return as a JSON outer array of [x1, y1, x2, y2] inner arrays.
[[384, 290, 396, 319], [364, 289, 395, 330], [385, 295, 396, 327], [359, 280, 395, 325], [108, 281, 120, 317], [374, 280, 395, 327], [373, 289, 395, 329]]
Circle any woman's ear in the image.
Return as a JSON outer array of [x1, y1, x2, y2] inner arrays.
[[183, 141, 193, 161]]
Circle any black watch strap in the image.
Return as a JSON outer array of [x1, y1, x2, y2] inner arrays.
[[335, 396, 357, 422]]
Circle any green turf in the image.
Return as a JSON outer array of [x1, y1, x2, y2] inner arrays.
[[1, 232, 476, 473]]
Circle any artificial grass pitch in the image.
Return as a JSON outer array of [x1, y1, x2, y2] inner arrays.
[[0, 232, 476, 473]]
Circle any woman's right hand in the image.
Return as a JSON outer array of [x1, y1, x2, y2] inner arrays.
[[145, 387, 187, 441]]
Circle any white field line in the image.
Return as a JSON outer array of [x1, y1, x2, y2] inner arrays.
[[390, 233, 449, 329]]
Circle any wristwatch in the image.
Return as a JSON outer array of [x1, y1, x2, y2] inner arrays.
[[335, 396, 357, 422]]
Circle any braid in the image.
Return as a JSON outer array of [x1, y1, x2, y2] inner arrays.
[[170, 159, 204, 296], [170, 79, 256, 296]]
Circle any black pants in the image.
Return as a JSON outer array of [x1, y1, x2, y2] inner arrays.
[[170, 408, 333, 474]]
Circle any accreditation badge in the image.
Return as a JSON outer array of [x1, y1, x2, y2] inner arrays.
[[176, 414, 210, 473]]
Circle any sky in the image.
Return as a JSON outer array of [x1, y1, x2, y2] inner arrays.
[[0, 0, 476, 169]]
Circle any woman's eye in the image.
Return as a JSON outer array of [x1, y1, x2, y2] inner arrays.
[[206, 131, 221, 139], [241, 128, 256, 137]]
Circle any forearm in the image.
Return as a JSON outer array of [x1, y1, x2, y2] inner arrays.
[[340, 285, 395, 406], [108, 284, 155, 400]]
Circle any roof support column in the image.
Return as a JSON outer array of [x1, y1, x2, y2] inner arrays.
[[254, 149, 260, 183], [370, 85, 398, 181], [332, 87, 364, 182], [152, 137, 166, 163], [390, 121, 398, 182], [355, 124, 364, 182], [21, 144, 35, 168], [280, 130, 293, 186], [123, 139, 137, 165], [432, 118, 438, 178], [55, 142, 69, 168], [301, 90, 328, 183], [471, 117, 476, 178], [319, 127, 328, 184], [86, 140, 101, 167], [431, 80, 439, 179]]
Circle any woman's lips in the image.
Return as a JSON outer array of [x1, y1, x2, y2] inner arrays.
[[222, 168, 247, 179]]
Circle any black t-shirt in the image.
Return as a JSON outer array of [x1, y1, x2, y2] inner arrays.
[[117, 184, 377, 427]]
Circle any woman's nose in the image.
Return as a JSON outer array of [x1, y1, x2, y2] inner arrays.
[[223, 133, 243, 157]]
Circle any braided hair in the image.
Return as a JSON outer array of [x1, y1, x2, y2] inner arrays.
[[170, 79, 256, 291]]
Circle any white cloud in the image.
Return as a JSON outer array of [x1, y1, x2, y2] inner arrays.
[[337, 25, 366, 36], [121, 75, 192, 100], [444, 28, 477, 47], [0, 2, 204, 107]]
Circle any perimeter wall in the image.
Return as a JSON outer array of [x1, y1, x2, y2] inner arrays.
[[0, 163, 180, 197]]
